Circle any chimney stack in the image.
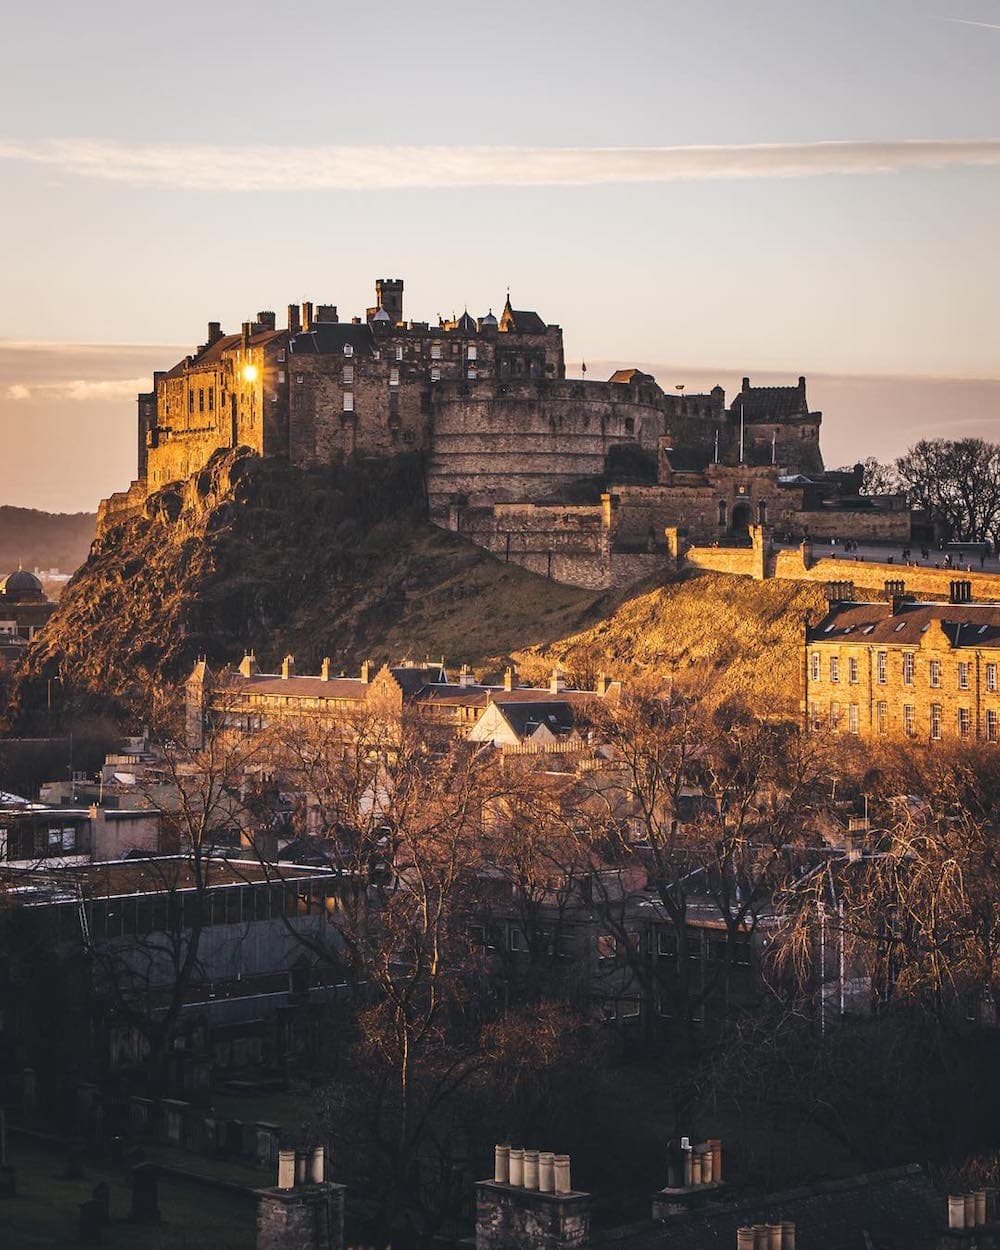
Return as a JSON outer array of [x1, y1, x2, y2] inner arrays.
[[459, 664, 475, 688], [550, 666, 566, 694], [360, 660, 373, 684], [596, 673, 612, 697], [239, 651, 259, 678], [503, 666, 515, 692], [950, 579, 972, 605], [320, 658, 331, 682], [315, 304, 338, 323], [256, 310, 276, 331], [476, 1146, 589, 1250], [206, 321, 222, 346], [824, 580, 855, 606], [242, 321, 252, 347], [255, 1143, 345, 1250], [287, 304, 301, 335], [281, 655, 295, 680], [735, 1225, 795, 1250], [653, 1138, 725, 1219], [302, 301, 313, 333]]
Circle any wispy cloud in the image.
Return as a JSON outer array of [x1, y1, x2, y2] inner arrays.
[[2, 138, 1000, 191], [936, 16, 1000, 31], [4, 377, 150, 402]]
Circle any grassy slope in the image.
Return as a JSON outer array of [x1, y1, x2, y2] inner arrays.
[[10, 450, 824, 726]]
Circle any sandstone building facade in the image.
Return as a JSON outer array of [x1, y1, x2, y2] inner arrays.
[[804, 581, 1000, 743], [100, 279, 909, 587]]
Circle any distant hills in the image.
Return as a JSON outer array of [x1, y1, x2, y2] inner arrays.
[[0, 507, 96, 576]]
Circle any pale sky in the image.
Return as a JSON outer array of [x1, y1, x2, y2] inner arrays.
[[1, 0, 998, 511]]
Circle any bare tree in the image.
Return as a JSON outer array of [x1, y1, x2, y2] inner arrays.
[[895, 438, 1000, 546]]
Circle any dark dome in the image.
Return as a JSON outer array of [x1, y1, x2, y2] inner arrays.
[[0, 568, 43, 598]]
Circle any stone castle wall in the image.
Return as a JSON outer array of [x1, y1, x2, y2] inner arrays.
[[426, 381, 664, 516]]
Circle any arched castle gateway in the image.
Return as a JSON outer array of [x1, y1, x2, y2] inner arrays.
[[100, 279, 909, 589]]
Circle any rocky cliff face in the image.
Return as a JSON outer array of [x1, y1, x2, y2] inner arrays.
[[8, 450, 600, 728]]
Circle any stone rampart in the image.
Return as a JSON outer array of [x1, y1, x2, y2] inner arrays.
[[96, 480, 147, 537], [774, 550, 1000, 601]]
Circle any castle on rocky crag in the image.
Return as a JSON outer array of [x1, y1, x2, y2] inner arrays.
[[101, 278, 909, 589]]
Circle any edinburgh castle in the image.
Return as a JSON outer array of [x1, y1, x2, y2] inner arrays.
[[102, 279, 910, 588]]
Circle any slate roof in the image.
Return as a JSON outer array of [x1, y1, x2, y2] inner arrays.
[[495, 701, 577, 738], [596, 1163, 942, 1250], [500, 297, 548, 335], [807, 600, 1000, 648], [289, 322, 377, 357]]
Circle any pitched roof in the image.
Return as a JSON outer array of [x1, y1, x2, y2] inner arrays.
[[807, 600, 1000, 648], [597, 1163, 942, 1250], [500, 297, 548, 335], [289, 322, 377, 357]]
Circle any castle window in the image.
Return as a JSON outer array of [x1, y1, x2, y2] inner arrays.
[[344, 343, 354, 357], [848, 704, 859, 735], [208, 387, 214, 411], [342, 366, 353, 385], [930, 704, 942, 740], [876, 701, 888, 734], [958, 661, 970, 690], [848, 656, 858, 684], [468, 344, 477, 361], [877, 652, 887, 684], [903, 704, 915, 736], [199, 389, 205, 412], [829, 657, 839, 683], [929, 659, 941, 688], [343, 392, 354, 413], [188, 390, 194, 414], [988, 708, 998, 742], [624, 417, 634, 433], [958, 707, 972, 737], [431, 344, 441, 360], [902, 653, 914, 685], [988, 663, 998, 692], [810, 652, 820, 682]]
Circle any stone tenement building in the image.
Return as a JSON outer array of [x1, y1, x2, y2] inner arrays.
[[804, 580, 1000, 744], [101, 278, 909, 588]]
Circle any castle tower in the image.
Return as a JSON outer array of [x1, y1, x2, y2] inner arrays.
[[374, 278, 403, 324]]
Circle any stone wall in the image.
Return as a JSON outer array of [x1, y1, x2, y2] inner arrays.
[[96, 479, 147, 537], [775, 550, 1000, 601], [426, 380, 665, 516], [793, 508, 910, 543]]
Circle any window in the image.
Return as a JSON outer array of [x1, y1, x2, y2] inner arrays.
[[958, 661, 970, 690], [877, 652, 887, 684], [278, 349, 285, 363], [430, 367, 441, 382], [619, 999, 641, 1020], [876, 701, 888, 735], [958, 707, 972, 737], [508, 927, 527, 953], [343, 392, 354, 413], [207, 387, 214, 411], [430, 343, 442, 360], [467, 368, 477, 381], [810, 652, 821, 682], [395, 345, 403, 361], [198, 388, 204, 412], [903, 653, 914, 685], [903, 704, 915, 736], [342, 366, 353, 385], [830, 701, 841, 730], [930, 704, 942, 740], [929, 660, 941, 688], [343, 343, 354, 357], [296, 374, 304, 384], [848, 704, 859, 735], [657, 930, 678, 957], [597, 934, 617, 960], [987, 663, 997, 693], [988, 708, 998, 742], [829, 657, 839, 683], [848, 656, 859, 684], [278, 371, 285, 384], [389, 368, 399, 388], [188, 390, 194, 414], [468, 344, 477, 361]]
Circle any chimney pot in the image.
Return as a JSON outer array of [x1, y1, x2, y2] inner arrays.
[[277, 1148, 295, 1190], [504, 666, 515, 692], [281, 655, 295, 679], [295, 1150, 308, 1186], [974, 1190, 987, 1226], [309, 1144, 325, 1184], [301, 301, 313, 333], [239, 651, 258, 678], [538, 1151, 555, 1193], [948, 1194, 966, 1229], [554, 1154, 571, 1194], [767, 1225, 782, 1250], [287, 304, 301, 335], [523, 1149, 539, 1190], [780, 1222, 795, 1250], [508, 1147, 524, 1187], [709, 1138, 723, 1183], [964, 1194, 976, 1227], [321, 658, 331, 682], [737, 1230, 755, 1250], [494, 1144, 510, 1184]]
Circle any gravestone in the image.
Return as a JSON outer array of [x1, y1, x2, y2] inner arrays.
[[129, 1163, 160, 1224]]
